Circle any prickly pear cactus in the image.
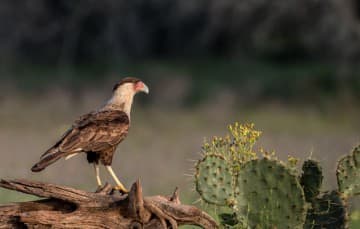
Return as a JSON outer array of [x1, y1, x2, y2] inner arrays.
[[195, 122, 358, 229], [300, 159, 323, 202], [304, 191, 348, 229], [195, 123, 261, 206], [236, 158, 307, 228], [337, 145, 360, 197], [195, 154, 234, 205]]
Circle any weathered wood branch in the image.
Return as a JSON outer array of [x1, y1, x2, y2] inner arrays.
[[0, 179, 218, 229]]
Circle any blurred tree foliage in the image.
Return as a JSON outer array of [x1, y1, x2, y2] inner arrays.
[[1, 0, 360, 104], [1, 0, 360, 63]]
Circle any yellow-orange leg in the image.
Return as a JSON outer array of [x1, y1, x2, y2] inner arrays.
[[94, 163, 102, 187], [105, 166, 128, 193]]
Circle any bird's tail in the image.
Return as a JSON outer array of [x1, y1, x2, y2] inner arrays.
[[31, 149, 64, 172]]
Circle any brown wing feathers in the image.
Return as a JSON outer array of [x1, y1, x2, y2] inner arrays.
[[31, 150, 63, 172], [31, 110, 129, 172]]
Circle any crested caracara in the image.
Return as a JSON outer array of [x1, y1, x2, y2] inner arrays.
[[31, 77, 149, 193]]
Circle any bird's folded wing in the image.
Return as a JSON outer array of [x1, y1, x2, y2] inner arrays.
[[53, 110, 129, 154], [40, 127, 73, 159]]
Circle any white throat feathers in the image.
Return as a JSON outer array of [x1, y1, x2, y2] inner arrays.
[[104, 83, 137, 116]]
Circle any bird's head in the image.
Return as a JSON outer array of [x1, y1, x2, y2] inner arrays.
[[107, 77, 149, 114], [112, 77, 149, 95]]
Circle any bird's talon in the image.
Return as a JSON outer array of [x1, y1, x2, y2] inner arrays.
[[114, 185, 129, 194]]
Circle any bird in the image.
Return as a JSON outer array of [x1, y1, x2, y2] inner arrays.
[[31, 77, 149, 193]]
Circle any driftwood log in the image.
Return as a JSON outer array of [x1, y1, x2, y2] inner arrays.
[[0, 179, 217, 228]]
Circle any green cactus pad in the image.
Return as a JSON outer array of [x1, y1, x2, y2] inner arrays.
[[300, 159, 323, 202], [195, 154, 234, 205], [236, 158, 306, 228], [304, 191, 348, 229], [337, 145, 360, 197]]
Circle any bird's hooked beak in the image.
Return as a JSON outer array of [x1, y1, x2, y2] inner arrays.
[[142, 83, 149, 94], [136, 81, 149, 94]]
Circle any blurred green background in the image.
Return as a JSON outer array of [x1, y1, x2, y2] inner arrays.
[[0, 0, 360, 227]]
